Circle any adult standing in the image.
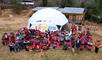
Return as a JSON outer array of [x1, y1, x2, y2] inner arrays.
[[93, 40, 102, 53], [2, 33, 9, 45], [75, 39, 82, 54]]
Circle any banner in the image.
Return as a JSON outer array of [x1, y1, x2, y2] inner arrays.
[[29, 22, 58, 32]]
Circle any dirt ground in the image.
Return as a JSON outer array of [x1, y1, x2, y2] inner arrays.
[[0, 13, 102, 60]]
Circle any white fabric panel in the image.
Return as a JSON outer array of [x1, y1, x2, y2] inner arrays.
[[28, 8, 68, 31]]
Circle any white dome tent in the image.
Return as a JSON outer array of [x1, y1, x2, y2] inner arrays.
[[28, 8, 68, 32]]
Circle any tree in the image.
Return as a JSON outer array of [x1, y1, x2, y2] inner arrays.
[[0, 0, 3, 3], [42, 0, 48, 6], [34, 0, 39, 6], [60, 0, 73, 8], [80, 2, 85, 8], [97, 0, 102, 15], [0, 0, 3, 15], [60, 0, 65, 8], [87, 0, 102, 15], [67, 0, 73, 7]]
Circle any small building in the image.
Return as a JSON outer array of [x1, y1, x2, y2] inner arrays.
[[32, 7, 59, 12], [58, 7, 85, 23], [20, 0, 35, 5]]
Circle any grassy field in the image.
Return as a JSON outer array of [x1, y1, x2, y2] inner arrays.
[[0, 15, 102, 60]]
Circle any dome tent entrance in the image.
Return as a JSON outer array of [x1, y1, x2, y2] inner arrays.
[[28, 8, 68, 32]]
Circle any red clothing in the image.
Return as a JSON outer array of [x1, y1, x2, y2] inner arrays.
[[10, 37, 15, 42], [86, 45, 93, 51], [67, 41, 72, 47], [93, 42, 101, 46], [35, 45, 41, 49], [28, 46, 33, 50], [2, 40, 9, 43]]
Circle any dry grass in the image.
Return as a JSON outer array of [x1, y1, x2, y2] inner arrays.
[[0, 15, 102, 60]]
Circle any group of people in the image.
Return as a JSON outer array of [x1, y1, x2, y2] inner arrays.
[[1, 23, 102, 53]]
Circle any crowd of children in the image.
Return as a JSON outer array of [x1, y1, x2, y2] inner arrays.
[[1, 23, 102, 53]]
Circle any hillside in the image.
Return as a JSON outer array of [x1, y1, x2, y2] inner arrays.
[[0, 9, 102, 60], [1, 0, 96, 6], [0, 15, 102, 60]]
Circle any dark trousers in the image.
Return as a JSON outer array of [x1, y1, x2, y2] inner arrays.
[[2, 42, 5, 46], [2, 42, 8, 46], [63, 44, 68, 50], [95, 47, 99, 53], [9, 46, 14, 52], [14, 48, 20, 52]]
